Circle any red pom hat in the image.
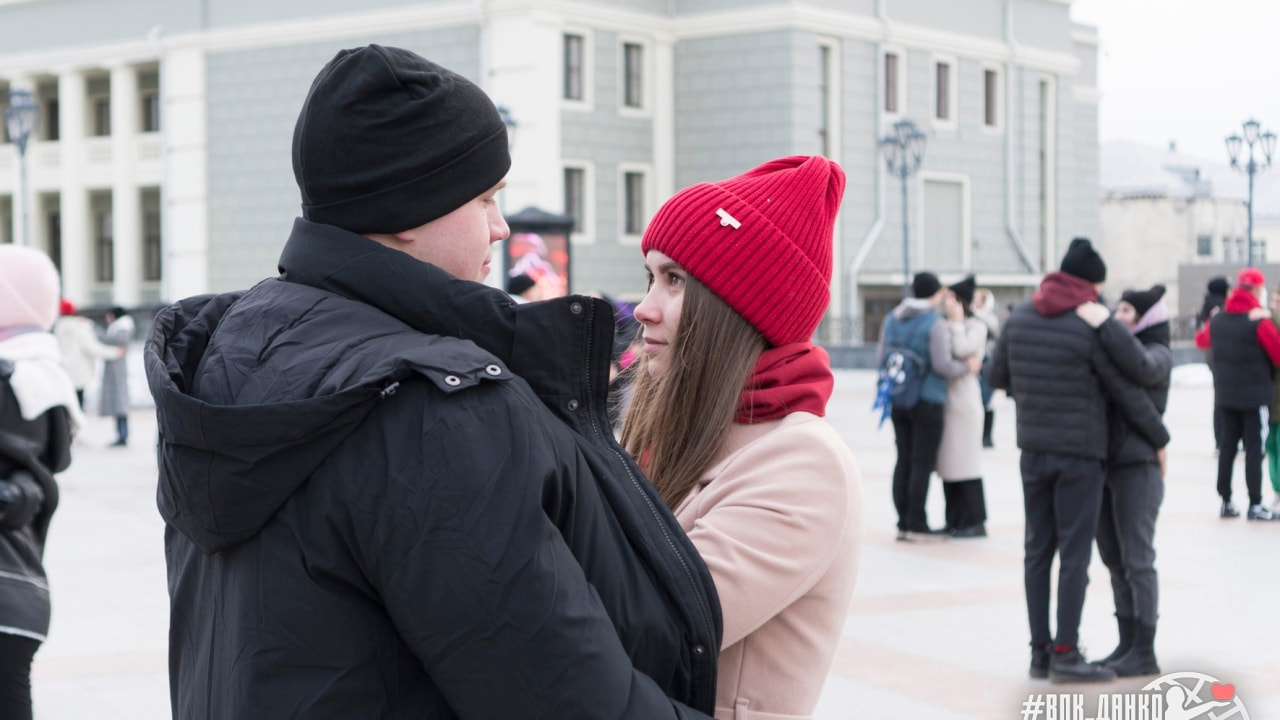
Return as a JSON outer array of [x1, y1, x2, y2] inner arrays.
[[1238, 267, 1265, 288], [641, 155, 845, 346]]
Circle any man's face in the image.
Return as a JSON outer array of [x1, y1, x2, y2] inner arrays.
[[393, 180, 509, 282]]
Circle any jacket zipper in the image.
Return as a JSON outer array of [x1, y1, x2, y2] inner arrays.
[[578, 304, 718, 668]]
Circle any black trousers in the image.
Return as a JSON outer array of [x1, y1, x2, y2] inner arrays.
[[943, 479, 987, 530], [0, 633, 40, 720], [1096, 462, 1163, 625], [1217, 406, 1264, 506], [891, 401, 945, 532], [1021, 451, 1106, 649]]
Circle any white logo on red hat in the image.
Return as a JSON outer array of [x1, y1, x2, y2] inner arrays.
[[716, 208, 741, 229]]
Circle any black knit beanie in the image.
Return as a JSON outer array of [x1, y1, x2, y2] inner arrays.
[[1059, 237, 1106, 283], [1207, 276, 1229, 296], [912, 272, 942, 299], [948, 275, 976, 306], [292, 45, 511, 234], [1121, 284, 1165, 318]]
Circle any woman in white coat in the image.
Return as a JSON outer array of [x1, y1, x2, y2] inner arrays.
[[936, 276, 989, 537], [52, 300, 123, 409]]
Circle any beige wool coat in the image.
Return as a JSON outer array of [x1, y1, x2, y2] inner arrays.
[[674, 412, 862, 720], [935, 317, 988, 481]]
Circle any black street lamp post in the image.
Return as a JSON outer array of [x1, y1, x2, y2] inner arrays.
[[879, 118, 927, 298], [1225, 118, 1276, 268], [5, 88, 39, 247]]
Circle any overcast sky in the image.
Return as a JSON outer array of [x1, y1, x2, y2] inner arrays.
[[1069, 0, 1280, 163]]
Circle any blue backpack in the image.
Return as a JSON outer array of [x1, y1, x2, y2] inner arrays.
[[872, 316, 930, 427]]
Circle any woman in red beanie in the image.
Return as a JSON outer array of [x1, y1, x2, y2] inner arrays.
[[621, 155, 862, 720]]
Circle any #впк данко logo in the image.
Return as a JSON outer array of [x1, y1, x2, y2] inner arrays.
[[1018, 671, 1249, 719]]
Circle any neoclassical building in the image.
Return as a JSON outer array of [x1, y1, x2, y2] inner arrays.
[[1, 0, 1098, 343]]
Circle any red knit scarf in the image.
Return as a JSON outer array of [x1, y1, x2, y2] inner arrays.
[[734, 342, 834, 424]]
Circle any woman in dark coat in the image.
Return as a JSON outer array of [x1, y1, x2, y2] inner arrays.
[[0, 246, 80, 720]]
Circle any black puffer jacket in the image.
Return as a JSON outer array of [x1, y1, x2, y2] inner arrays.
[[147, 219, 721, 720], [984, 273, 1169, 460], [1096, 319, 1172, 466], [0, 356, 71, 642]]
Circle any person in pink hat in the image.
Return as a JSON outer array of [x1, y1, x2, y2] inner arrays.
[[621, 155, 862, 720], [0, 245, 81, 720]]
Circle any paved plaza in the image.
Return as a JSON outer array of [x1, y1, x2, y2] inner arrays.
[[29, 359, 1280, 719]]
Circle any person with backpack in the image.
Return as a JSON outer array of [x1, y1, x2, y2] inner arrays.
[[877, 272, 981, 542]]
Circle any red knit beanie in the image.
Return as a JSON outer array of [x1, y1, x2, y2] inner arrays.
[[641, 155, 845, 346]]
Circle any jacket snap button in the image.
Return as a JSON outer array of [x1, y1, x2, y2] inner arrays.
[[570, 302, 583, 315], [485, 364, 502, 376], [567, 399, 580, 411], [444, 375, 462, 386], [693, 644, 706, 656]]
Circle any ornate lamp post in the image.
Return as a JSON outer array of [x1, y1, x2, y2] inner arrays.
[[5, 88, 39, 247], [879, 118, 927, 297], [1225, 118, 1276, 267]]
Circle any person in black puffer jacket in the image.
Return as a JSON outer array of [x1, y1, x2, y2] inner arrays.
[[146, 45, 720, 720], [1079, 285, 1172, 679], [0, 246, 80, 720], [985, 238, 1168, 685]]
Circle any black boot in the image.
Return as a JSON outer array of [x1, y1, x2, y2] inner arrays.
[[1109, 622, 1160, 678], [982, 409, 994, 448], [1050, 646, 1116, 683], [1096, 615, 1136, 667], [1029, 642, 1052, 679]]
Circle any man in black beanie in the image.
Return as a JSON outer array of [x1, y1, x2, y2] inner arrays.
[[985, 238, 1169, 683], [146, 45, 721, 719], [878, 271, 980, 541]]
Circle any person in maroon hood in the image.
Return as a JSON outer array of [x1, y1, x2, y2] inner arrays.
[[985, 237, 1169, 684], [1194, 267, 1280, 520]]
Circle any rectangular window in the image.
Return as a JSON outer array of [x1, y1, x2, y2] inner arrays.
[[92, 96, 110, 136], [623, 43, 643, 109], [95, 210, 114, 282], [884, 52, 898, 114], [142, 91, 160, 132], [1197, 234, 1213, 257], [624, 171, 645, 235], [563, 34, 584, 101], [44, 97, 59, 141], [935, 62, 951, 121], [984, 69, 998, 127], [564, 167, 585, 232], [144, 208, 162, 281]]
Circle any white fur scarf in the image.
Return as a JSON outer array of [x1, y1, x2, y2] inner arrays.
[[0, 331, 85, 434]]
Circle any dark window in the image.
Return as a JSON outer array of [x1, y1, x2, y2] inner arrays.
[[624, 172, 645, 235], [564, 34, 584, 101], [95, 210, 114, 282], [564, 167, 585, 232], [92, 96, 110, 136], [144, 208, 162, 281], [935, 62, 950, 120], [47, 211, 62, 271], [44, 97, 59, 141], [142, 92, 160, 132], [984, 69, 998, 127], [1197, 234, 1213, 257], [884, 53, 898, 113], [623, 43, 643, 108]]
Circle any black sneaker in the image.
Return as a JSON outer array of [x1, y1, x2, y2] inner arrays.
[[1221, 501, 1240, 519], [906, 527, 950, 542], [895, 530, 912, 542], [952, 524, 987, 538], [1247, 504, 1280, 521], [1050, 647, 1116, 683]]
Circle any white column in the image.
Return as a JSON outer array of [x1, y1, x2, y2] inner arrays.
[[57, 68, 91, 306], [110, 63, 141, 306], [160, 44, 209, 300]]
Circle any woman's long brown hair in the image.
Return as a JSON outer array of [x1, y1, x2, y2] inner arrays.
[[621, 277, 767, 510]]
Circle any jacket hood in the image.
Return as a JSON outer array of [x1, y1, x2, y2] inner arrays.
[[147, 219, 618, 555], [1032, 271, 1098, 317], [1224, 286, 1262, 314], [892, 297, 936, 320]]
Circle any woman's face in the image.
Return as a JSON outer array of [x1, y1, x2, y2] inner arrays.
[[1115, 301, 1138, 328], [633, 250, 687, 380]]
